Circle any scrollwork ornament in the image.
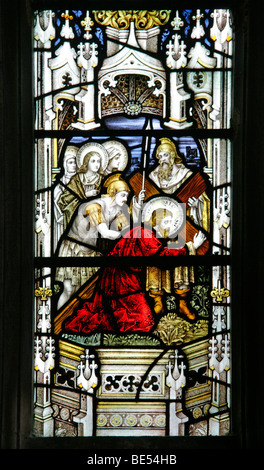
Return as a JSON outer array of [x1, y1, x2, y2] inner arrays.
[[93, 10, 171, 30]]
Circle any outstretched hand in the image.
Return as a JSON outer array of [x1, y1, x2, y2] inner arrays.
[[193, 231, 206, 250]]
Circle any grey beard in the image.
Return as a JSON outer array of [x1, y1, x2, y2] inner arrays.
[[158, 163, 173, 182]]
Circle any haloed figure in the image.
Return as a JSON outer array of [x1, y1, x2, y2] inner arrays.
[[146, 207, 206, 320], [150, 208, 175, 239], [104, 147, 121, 175], [57, 151, 103, 228], [63, 206, 206, 335], [77, 151, 102, 198], [56, 174, 145, 309]]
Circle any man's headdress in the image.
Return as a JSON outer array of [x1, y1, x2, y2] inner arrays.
[[156, 138, 182, 164], [104, 173, 130, 199]]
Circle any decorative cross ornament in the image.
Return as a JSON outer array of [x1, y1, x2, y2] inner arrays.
[[191, 10, 205, 40], [77, 349, 98, 391], [61, 11, 73, 21], [61, 10, 74, 40]]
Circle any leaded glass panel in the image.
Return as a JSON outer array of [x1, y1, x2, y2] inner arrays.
[[33, 8, 233, 438]]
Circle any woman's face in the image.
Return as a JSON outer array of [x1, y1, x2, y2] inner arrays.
[[108, 154, 121, 172], [66, 157, 77, 174], [115, 190, 129, 207], [87, 155, 101, 173]]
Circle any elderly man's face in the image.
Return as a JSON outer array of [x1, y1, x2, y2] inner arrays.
[[158, 151, 171, 166]]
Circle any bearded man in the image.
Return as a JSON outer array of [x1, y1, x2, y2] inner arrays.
[[149, 137, 210, 231], [148, 138, 210, 319]]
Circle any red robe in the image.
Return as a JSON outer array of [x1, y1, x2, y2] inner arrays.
[[64, 227, 186, 334]]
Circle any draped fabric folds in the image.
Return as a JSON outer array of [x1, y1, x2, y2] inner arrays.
[[64, 227, 186, 334]]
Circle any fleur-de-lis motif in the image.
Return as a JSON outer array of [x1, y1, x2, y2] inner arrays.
[[210, 280, 230, 302], [35, 286, 52, 301], [81, 11, 94, 31], [171, 11, 184, 30]]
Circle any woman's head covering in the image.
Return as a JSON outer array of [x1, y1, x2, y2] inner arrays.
[[63, 146, 78, 170]]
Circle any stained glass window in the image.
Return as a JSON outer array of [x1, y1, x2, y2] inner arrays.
[[33, 8, 233, 438]]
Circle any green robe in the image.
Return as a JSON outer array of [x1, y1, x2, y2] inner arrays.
[[58, 173, 102, 226]]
